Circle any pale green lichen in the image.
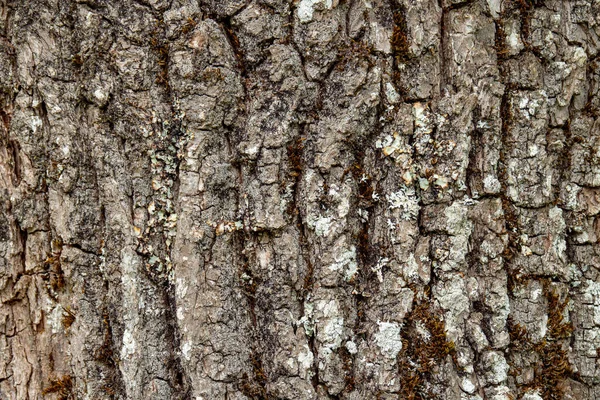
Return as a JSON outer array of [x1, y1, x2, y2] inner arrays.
[[307, 214, 333, 237], [137, 97, 190, 281], [386, 185, 420, 220], [374, 321, 403, 359], [297, 344, 314, 379], [297, 0, 336, 23]]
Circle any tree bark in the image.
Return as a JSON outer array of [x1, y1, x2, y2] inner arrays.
[[1, 0, 600, 399]]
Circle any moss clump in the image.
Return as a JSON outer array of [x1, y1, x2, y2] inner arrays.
[[151, 19, 170, 88], [339, 346, 356, 394], [287, 137, 305, 179], [336, 39, 373, 72], [494, 20, 510, 60], [543, 281, 574, 340], [507, 283, 574, 400], [507, 318, 529, 350], [42, 375, 73, 399], [181, 17, 197, 34], [397, 300, 456, 400], [239, 353, 269, 400], [390, 6, 410, 64], [61, 307, 75, 330], [70, 54, 84, 67], [525, 341, 573, 400], [44, 238, 65, 294]]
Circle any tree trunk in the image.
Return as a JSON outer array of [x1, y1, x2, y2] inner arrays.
[[1, 0, 599, 399]]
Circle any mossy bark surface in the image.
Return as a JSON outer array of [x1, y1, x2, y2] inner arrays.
[[1, 0, 600, 399]]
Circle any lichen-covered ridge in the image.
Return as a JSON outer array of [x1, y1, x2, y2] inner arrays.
[[0, 0, 599, 399]]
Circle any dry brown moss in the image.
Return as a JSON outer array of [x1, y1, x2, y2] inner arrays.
[[61, 307, 75, 330], [44, 238, 65, 293], [239, 353, 269, 400], [543, 281, 574, 340], [507, 283, 574, 400], [397, 300, 456, 400], [390, 6, 410, 64], [42, 375, 73, 399]]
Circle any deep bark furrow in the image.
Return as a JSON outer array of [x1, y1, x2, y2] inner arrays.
[[1, 0, 600, 399]]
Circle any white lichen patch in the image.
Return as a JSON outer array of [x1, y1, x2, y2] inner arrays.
[[548, 206, 567, 262], [385, 82, 400, 104], [181, 341, 193, 361], [329, 246, 358, 281], [437, 202, 473, 271], [206, 219, 243, 236], [93, 88, 108, 104], [403, 253, 420, 281], [583, 280, 600, 325], [380, 132, 403, 157], [386, 186, 420, 220], [372, 257, 389, 283], [30, 116, 43, 133], [320, 304, 344, 347], [48, 305, 66, 334], [522, 391, 543, 400], [444, 201, 472, 236], [435, 276, 470, 341], [374, 321, 403, 359], [482, 351, 509, 385], [175, 277, 188, 299], [345, 340, 357, 354], [297, 344, 314, 379], [460, 376, 476, 394], [297, 0, 337, 23], [299, 297, 315, 337], [572, 46, 587, 68], [177, 307, 185, 321], [138, 97, 191, 281], [413, 102, 433, 135], [483, 175, 501, 194], [307, 214, 333, 237], [121, 328, 137, 359]]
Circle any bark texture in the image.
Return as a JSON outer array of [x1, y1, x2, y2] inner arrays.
[[1, 0, 600, 399]]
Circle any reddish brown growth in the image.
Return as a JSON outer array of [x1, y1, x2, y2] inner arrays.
[[200, 67, 224, 82], [336, 40, 373, 71], [239, 353, 269, 399], [42, 375, 73, 399], [95, 311, 116, 366], [507, 318, 529, 350], [45, 238, 65, 293], [390, 7, 410, 63], [151, 19, 170, 88], [543, 282, 574, 340], [181, 17, 197, 34], [61, 307, 76, 329], [507, 284, 575, 400], [339, 346, 356, 394], [494, 20, 510, 60], [287, 137, 305, 178], [524, 341, 573, 400], [397, 301, 456, 400], [71, 54, 84, 67]]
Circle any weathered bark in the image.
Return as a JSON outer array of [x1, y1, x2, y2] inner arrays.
[[1, 0, 600, 399]]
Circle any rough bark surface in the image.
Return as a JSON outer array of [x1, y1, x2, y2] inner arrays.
[[1, 0, 600, 399]]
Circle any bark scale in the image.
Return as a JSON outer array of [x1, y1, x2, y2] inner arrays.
[[1, 0, 600, 399]]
